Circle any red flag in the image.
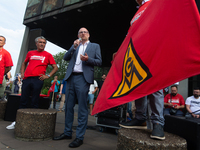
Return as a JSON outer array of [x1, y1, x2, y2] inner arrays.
[[92, 0, 200, 115], [47, 81, 56, 97]]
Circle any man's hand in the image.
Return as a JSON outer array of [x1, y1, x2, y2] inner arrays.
[[192, 113, 200, 118], [174, 104, 179, 109], [21, 73, 24, 79], [39, 74, 49, 81], [174, 106, 179, 109], [74, 39, 81, 49], [80, 53, 88, 61], [168, 103, 173, 107]]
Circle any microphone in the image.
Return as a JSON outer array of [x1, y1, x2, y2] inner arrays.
[[74, 38, 82, 47]]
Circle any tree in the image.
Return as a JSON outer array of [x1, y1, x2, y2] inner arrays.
[[41, 51, 68, 94]]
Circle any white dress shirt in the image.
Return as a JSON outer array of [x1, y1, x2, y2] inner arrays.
[[73, 41, 90, 72]]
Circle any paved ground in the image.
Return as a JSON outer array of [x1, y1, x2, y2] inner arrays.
[[0, 104, 118, 150]]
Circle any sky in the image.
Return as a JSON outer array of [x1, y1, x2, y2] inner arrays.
[[0, 0, 65, 80]]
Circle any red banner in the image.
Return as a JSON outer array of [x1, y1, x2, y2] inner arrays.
[[92, 0, 200, 115], [47, 81, 56, 97]]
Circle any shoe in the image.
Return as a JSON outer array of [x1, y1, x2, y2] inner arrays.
[[150, 123, 165, 140], [0, 96, 6, 101], [53, 133, 72, 140], [6, 121, 16, 130], [119, 118, 147, 129], [69, 138, 83, 148]]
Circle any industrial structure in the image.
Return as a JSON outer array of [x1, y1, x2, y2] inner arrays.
[[15, 0, 200, 99]]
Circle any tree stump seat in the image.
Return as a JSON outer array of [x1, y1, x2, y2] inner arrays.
[[0, 101, 7, 120], [15, 109, 57, 141], [117, 128, 187, 150]]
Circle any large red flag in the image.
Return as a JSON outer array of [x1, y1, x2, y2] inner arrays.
[[47, 82, 56, 97], [92, 0, 200, 115]]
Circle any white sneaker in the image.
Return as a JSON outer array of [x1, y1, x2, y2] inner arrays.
[[6, 121, 16, 129]]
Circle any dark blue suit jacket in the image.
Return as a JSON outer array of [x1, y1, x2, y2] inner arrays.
[[64, 42, 102, 84]]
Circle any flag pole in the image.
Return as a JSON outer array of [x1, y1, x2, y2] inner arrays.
[[51, 81, 56, 109], [51, 91, 54, 109]]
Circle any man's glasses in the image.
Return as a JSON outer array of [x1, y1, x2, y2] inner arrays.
[[79, 31, 88, 34]]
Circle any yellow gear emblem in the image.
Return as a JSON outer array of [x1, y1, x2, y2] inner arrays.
[[110, 39, 152, 99]]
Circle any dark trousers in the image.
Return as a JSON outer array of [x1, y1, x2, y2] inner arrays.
[[14, 85, 19, 94], [64, 74, 90, 140], [164, 108, 184, 116], [19, 77, 44, 109], [50, 92, 58, 109]]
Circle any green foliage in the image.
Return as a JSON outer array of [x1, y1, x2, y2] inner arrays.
[[41, 88, 49, 95], [94, 66, 110, 81], [10, 82, 13, 90], [42, 51, 68, 91]]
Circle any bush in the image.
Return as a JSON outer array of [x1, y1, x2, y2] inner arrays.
[[41, 88, 48, 95]]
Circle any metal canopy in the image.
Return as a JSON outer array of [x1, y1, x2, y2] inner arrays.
[[23, 0, 137, 67]]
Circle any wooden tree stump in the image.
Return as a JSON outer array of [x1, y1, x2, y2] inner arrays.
[[117, 128, 187, 150], [14, 109, 57, 141], [0, 101, 7, 120]]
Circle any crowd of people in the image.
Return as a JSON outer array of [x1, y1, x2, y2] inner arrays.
[[1, 0, 200, 148], [3, 27, 103, 148]]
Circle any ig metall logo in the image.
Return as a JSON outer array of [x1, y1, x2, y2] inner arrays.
[[110, 39, 152, 99]]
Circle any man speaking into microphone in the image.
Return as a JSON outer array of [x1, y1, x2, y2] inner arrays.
[[53, 27, 102, 148]]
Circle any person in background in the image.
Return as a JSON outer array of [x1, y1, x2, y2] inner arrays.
[[5, 71, 12, 91], [88, 80, 98, 115], [97, 74, 106, 95], [50, 76, 60, 109], [6, 36, 58, 130], [185, 87, 200, 118], [164, 85, 185, 116], [13, 73, 20, 94], [17, 74, 22, 94], [58, 79, 67, 112], [0, 35, 13, 100]]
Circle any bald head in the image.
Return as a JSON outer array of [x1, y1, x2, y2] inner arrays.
[[78, 27, 90, 42]]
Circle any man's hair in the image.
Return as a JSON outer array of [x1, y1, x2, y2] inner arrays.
[[171, 85, 178, 89], [0, 35, 6, 42], [78, 27, 89, 35], [193, 87, 200, 91], [35, 36, 47, 43]]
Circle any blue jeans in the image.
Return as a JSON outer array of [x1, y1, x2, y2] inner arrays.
[[127, 102, 133, 119], [88, 94, 94, 104], [164, 108, 184, 116], [135, 89, 165, 126]]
